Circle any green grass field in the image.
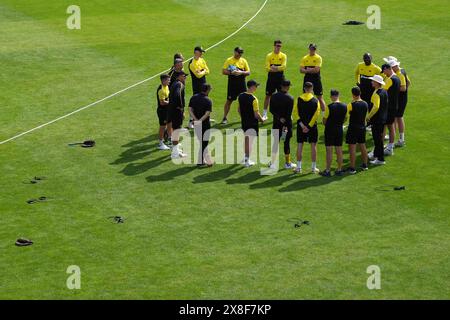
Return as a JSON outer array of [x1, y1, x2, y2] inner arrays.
[[1, 0, 449, 299]]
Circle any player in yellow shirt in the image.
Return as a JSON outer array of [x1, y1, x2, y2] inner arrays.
[[189, 46, 210, 94], [384, 57, 411, 147], [221, 47, 251, 124], [263, 40, 287, 120], [156, 74, 171, 150], [355, 53, 382, 105], [188, 46, 210, 129], [300, 43, 326, 112]]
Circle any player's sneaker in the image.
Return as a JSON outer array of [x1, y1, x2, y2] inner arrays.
[[293, 167, 302, 174], [348, 167, 357, 175], [368, 151, 375, 160], [360, 163, 369, 171], [395, 140, 405, 148], [384, 147, 394, 156], [370, 159, 386, 165], [158, 142, 170, 150], [320, 170, 331, 177], [221, 118, 228, 125], [244, 159, 255, 168], [312, 167, 320, 174], [284, 162, 296, 169], [335, 169, 344, 176]]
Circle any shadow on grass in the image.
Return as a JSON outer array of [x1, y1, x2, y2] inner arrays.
[[225, 170, 266, 185], [193, 164, 244, 183], [111, 134, 171, 176], [146, 165, 197, 182]]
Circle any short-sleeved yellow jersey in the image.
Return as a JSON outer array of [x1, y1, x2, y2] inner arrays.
[[265, 52, 287, 72], [300, 53, 322, 68], [223, 56, 250, 72]]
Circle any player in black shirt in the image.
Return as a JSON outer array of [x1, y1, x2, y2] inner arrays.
[[168, 71, 188, 159], [345, 86, 369, 174], [321, 89, 347, 177], [367, 75, 389, 165], [238, 80, 264, 167], [269, 79, 295, 169], [189, 83, 213, 167], [381, 63, 401, 156]]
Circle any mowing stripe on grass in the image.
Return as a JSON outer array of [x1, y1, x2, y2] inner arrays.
[[0, 0, 269, 146]]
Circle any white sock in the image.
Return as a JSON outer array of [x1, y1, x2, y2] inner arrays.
[[388, 143, 394, 150], [312, 162, 317, 170], [159, 139, 164, 144], [399, 133, 405, 141], [297, 161, 302, 169]]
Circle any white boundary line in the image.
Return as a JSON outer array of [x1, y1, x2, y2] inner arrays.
[[0, 0, 269, 146]]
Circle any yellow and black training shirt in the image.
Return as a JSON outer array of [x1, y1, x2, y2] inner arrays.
[[347, 100, 368, 129], [238, 92, 259, 126], [355, 62, 381, 84], [265, 51, 287, 73], [157, 84, 169, 109], [189, 57, 210, 79], [300, 53, 322, 82], [324, 102, 347, 128], [367, 89, 388, 124], [294, 92, 320, 128]]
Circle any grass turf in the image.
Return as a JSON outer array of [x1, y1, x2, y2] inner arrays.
[[0, 0, 449, 299]]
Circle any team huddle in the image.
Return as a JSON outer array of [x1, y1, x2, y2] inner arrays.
[[154, 41, 410, 174]]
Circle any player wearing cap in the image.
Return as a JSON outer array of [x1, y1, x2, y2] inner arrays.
[[384, 57, 411, 147], [355, 53, 382, 105], [169, 53, 185, 85], [238, 80, 264, 167], [268, 79, 295, 169], [189, 83, 213, 167], [381, 63, 401, 156], [156, 74, 171, 151], [188, 46, 210, 129], [263, 40, 287, 121], [320, 89, 347, 177], [367, 75, 389, 165], [221, 47, 251, 125], [345, 86, 369, 174], [189, 46, 210, 95], [168, 70, 188, 159], [300, 44, 326, 112], [294, 82, 321, 174]]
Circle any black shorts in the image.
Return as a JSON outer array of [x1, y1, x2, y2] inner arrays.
[[273, 120, 292, 140], [265, 73, 284, 96], [297, 124, 318, 143], [346, 126, 366, 144], [396, 93, 408, 117], [227, 79, 247, 101], [325, 126, 344, 147], [242, 123, 259, 136], [157, 108, 168, 126], [168, 107, 184, 130], [386, 110, 397, 125], [304, 78, 323, 96]]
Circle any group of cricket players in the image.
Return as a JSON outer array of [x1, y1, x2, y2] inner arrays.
[[155, 41, 410, 175]]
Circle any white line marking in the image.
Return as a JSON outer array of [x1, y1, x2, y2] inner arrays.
[[0, 0, 269, 146]]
